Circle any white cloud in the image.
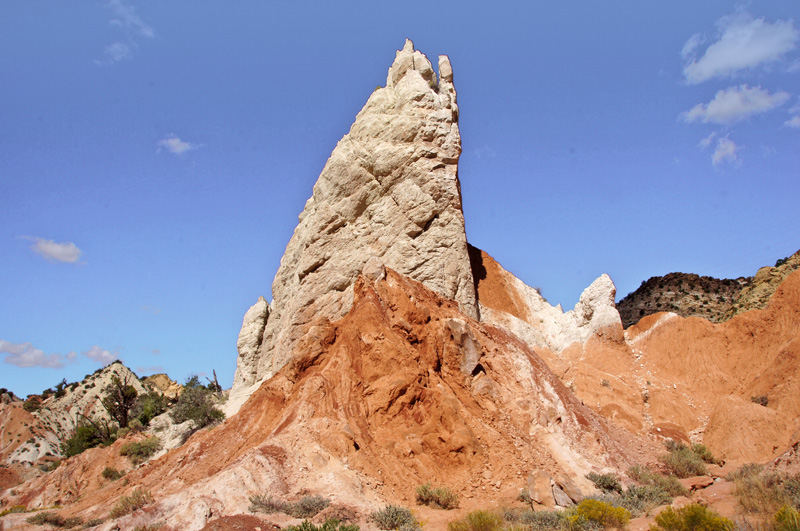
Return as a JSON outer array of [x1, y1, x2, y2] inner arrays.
[[84, 345, 120, 366], [683, 11, 799, 84], [699, 132, 717, 148], [96, 0, 154, 66], [24, 236, 83, 263], [683, 85, 790, 124], [157, 135, 198, 155], [681, 33, 704, 61], [1, 340, 76, 368], [785, 115, 800, 128], [107, 0, 154, 39], [712, 137, 741, 167], [98, 41, 133, 65]]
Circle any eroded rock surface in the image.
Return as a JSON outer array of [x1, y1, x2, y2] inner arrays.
[[231, 40, 476, 405]]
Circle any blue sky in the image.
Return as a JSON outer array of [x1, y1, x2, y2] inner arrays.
[[2, 2, 798, 397]]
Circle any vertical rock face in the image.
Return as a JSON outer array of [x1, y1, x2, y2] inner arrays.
[[231, 40, 476, 401]]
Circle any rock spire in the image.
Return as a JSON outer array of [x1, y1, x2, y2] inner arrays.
[[231, 40, 477, 404]]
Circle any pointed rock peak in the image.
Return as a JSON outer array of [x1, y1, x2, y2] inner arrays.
[[230, 42, 476, 405]]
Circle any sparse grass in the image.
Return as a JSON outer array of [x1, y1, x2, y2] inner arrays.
[[25, 511, 83, 528], [628, 464, 687, 497], [774, 506, 800, 531], [732, 465, 800, 517], [660, 440, 708, 478], [119, 436, 161, 465], [109, 488, 154, 519], [651, 503, 734, 531], [248, 494, 330, 518], [416, 483, 459, 509], [102, 466, 124, 481], [448, 510, 503, 531], [83, 518, 105, 528], [284, 519, 360, 531], [0, 505, 27, 516], [369, 505, 421, 530]]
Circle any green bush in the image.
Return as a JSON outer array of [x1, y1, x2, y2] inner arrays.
[[102, 467, 124, 481], [587, 472, 623, 494], [119, 436, 161, 465], [416, 482, 459, 509], [62, 424, 109, 458], [135, 392, 168, 426], [448, 510, 503, 531], [369, 505, 421, 530], [651, 504, 734, 531], [284, 520, 360, 531], [690, 444, 720, 466], [109, 488, 154, 519], [26, 511, 83, 528], [170, 376, 224, 428]]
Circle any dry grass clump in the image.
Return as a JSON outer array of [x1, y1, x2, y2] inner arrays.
[[109, 488, 154, 519], [448, 510, 503, 531], [416, 483, 459, 509], [284, 519, 360, 531], [119, 436, 161, 465], [25, 511, 83, 528], [248, 494, 330, 518], [369, 505, 421, 530]]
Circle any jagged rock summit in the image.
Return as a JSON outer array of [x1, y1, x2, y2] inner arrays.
[[231, 40, 477, 407]]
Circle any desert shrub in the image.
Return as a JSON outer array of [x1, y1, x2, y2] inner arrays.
[[570, 499, 630, 529], [774, 506, 800, 531], [751, 395, 769, 407], [248, 494, 329, 518], [62, 424, 108, 458], [370, 505, 421, 530], [448, 510, 503, 531], [690, 444, 720, 465], [249, 494, 290, 514], [284, 519, 360, 531], [170, 376, 224, 428], [102, 466, 124, 481], [132, 524, 163, 531], [587, 472, 623, 494], [135, 392, 168, 426], [628, 465, 687, 497], [416, 482, 459, 509], [517, 488, 534, 507], [651, 504, 734, 531], [119, 436, 161, 465], [101, 374, 139, 429], [85, 518, 106, 527], [109, 488, 154, 519], [23, 396, 42, 412], [733, 468, 800, 516], [514, 509, 566, 531], [660, 441, 707, 478], [290, 495, 331, 518], [26, 511, 83, 527]]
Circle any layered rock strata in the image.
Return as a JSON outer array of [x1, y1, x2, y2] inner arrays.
[[232, 40, 476, 404]]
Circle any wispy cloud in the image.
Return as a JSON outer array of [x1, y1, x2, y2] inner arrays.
[[96, 0, 154, 66], [1, 340, 77, 368], [683, 11, 799, 84], [711, 137, 741, 168], [157, 135, 198, 155], [682, 85, 790, 125], [84, 345, 120, 365], [23, 236, 83, 263], [107, 0, 154, 38], [785, 115, 800, 128]]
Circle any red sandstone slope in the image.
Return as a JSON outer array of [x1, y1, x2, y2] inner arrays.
[[2, 267, 658, 530]]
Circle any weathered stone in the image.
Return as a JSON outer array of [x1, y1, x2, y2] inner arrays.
[[552, 483, 574, 507], [527, 470, 555, 507], [555, 473, 585, 503], [231, 40, 476, 405]]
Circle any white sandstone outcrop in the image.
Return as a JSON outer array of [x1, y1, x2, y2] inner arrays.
[[472, 248, 623, 352], [230, 40, 477, 406]]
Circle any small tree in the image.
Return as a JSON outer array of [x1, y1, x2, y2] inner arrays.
[[101, 374, 138, 429]]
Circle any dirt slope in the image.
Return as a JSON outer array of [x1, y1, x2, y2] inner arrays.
[[2, 267, 659, 530]]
